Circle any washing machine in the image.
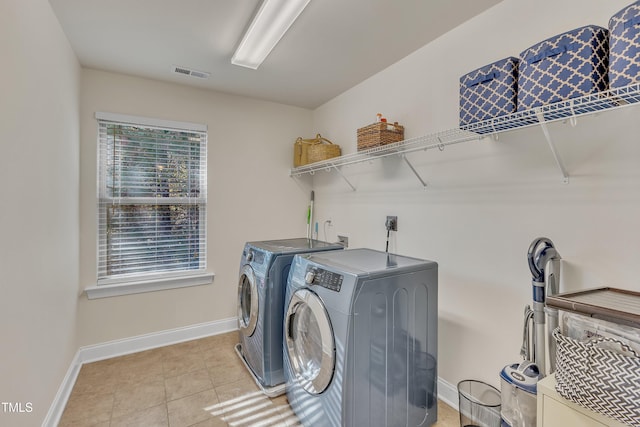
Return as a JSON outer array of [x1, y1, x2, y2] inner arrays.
[[237, 238, 343, 395], [283, 248, 438, 427]]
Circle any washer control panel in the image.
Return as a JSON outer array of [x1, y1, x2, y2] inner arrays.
[[305, 266, 343, 292]]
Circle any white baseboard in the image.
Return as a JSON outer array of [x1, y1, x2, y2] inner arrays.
[[42, 317, 238, 427], [78, 317, 238, 364], [438, 377, 460, 412], [42, 349, 82, 427]]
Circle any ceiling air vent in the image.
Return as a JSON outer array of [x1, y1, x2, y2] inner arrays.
[[171, 65, 210, 79]]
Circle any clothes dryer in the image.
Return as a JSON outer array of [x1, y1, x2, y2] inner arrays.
[[283, 248, 438, 426], [237, 238, 343, 395]]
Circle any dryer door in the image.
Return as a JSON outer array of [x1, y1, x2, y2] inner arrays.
[[285, 288, 335, 394], [238, 264, 258, 336]]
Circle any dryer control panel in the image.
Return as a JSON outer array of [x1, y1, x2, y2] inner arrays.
[[305, 266, 343, 292]]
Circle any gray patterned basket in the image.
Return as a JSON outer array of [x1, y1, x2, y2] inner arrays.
[[553, 328, 640, 427], [518, 25, 609, 113], [459, 56, 519, 128], [609, 1, 640, 89]]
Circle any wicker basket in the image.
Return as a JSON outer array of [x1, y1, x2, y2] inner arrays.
[[553, 328, 640, 426], [293, 137, 311, 167], [293, 134, 341, 167], [357, 122, 404, 151]]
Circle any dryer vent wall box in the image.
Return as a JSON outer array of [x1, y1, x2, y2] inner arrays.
[[284, 248, 438, 427], [337, 234, 349, 247]]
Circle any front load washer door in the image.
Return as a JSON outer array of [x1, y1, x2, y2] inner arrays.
[[285, 288, 335, 394], [238, 264, 258, 336]]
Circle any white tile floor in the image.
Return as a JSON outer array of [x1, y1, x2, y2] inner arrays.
[[60, 331, 460, 426]]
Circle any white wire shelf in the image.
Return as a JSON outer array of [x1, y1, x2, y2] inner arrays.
[[290, 82, 640, 188]]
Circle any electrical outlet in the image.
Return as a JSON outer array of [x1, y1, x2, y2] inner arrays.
[[337, 234, 349, 247], [386, 216, 398, 231]]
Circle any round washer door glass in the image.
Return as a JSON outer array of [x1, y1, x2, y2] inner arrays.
[[285, 288, 335, 394], [238, 265, 258, 336]]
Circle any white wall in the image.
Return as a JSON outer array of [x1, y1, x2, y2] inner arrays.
[[311, 0, 639, 388], [0, 0, 80, 425], [78, 69, 313, 346]]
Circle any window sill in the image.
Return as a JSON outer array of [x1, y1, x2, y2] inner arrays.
[[85, 272, 214, 299]]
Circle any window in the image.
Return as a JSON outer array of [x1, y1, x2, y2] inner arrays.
[[94, 112, 209, 294]]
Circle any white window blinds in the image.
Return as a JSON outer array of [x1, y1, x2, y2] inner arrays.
[[97, 113, 207, 285]]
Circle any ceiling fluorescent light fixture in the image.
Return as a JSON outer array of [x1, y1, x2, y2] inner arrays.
[[232, 0, 312, 69]]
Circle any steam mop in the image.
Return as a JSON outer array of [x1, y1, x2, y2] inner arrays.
[[527, 237, 561, 375], [500, 238, 561, 427]]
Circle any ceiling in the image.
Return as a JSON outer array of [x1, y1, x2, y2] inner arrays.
[[49, 0, 503, 109]]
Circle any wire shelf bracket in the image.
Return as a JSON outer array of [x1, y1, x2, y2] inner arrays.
[[401, 154, 428, 188], [332, 164, 356, 191], [534, 108, 570, 184]]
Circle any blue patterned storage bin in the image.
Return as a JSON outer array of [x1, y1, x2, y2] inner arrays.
[[459, 57, 519, 127], [609, 1, 640, 89], [518, 25, 609, 112]]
